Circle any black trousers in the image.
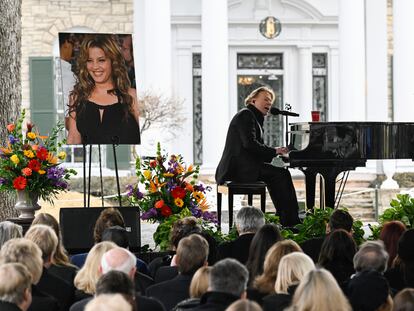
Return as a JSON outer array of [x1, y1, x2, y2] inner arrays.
[[259, 163, 300, 227]]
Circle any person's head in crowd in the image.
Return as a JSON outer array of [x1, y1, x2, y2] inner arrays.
[[275, 252, 315, 294], [0, 263, 32, 311], [93, 208, 125, 244], [32, 213, 72, 266], [74, 241, 117, 295], [327, 209, 354, 233], [393, 288, 414, 311], [176, 234, 209, 275], [379, 221, 406, 268], [353, 240, 389, 273], [189, 266, 212, 299], [225, 299, 262, 311], [0, 221, 22, 249], [95, 270, 136, 311], [253, 239, 302, 294], [170, 216, 202, 250], [288, 268, 352, 311], [318, 229, 357, 267], [246, 223, 282, 282], [101, 226, 130, 248], [209, 258, 249, 298], [85, 294, 132, 311], [0, 238, 43, 284], [100, 247, 136, 279], [394, 229, 414, 287], [118, 35, 133, 66], [347, 270, 392, 311], [235, 206, 265, 235], [25, 224, 58, 267]]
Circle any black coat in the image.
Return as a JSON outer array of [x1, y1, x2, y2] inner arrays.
[[217, 233, 255, 265], [300, 236, 325, 263], [187, 291, 240, 311], [48, 264, 78, 286], [69, 293, 165, 311], [29, 285, 60, 311], [146, 273, 193, 311], [36, 267, 74, 311], [0, 301, 22, 311], [262, 285, 297, 311], [215, 105, 276, 184]]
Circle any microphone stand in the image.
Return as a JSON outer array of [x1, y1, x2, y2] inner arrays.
[[284, 114, 289, 146]]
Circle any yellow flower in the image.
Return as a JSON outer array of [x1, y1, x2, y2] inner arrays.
[[149, 180, 157, 193], [38, 170, 46, 175], [198, 197, 209, 212], [23, 150, 35, 158], [58, 151, 66, 160], [27, 132, 36, 140], [143, 170, 152, 180], [47, 153, 58, 165], [176, 163, 184, 174], [163, 173, 174, 178], [174, 198, 184, 208], [193, 191, 204, 202], [10, 154, 19, 165]]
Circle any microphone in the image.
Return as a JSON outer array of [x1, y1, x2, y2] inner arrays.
[[270, 107, 299, 117]]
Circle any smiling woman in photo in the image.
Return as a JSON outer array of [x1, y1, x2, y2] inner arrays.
[[67, 34, 140, 145]]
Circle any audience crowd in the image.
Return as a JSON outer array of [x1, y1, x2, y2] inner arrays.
[[0, 206, 413, 311]]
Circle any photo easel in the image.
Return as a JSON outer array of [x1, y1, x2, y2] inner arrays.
[[82, 143, 122, 208]]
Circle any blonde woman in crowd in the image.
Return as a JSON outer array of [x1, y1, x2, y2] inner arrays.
[[262, 252, 315, 311], [73, 241, 117, 301], [173, 266, 212, 310], [287, 268, 352, 311], [226, 299, 263, 311], [249, 240, 302, 302]]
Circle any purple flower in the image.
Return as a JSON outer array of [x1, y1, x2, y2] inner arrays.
[[141, 208, 158, 220], [135, 188, 144, 200], [8, 135, 19, 144], [0, 178, 6, 185], [190, 208, 202, 218], [54, 180, 68, 189], [47, 166, 65, 180], [194, 184, 206, 193], [202, 211, 218, 224], [126, 185, 144, 199], [126, 184, 134, 196]]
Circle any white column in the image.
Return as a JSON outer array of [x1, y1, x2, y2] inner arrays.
[[297, 46, 313, 122], [366, 0, 388, 121], [393, 0, 414, 121], [201, 0, 229, 170], [338, 0, 366, 121], [329, 47, 340, 120], [133, 0, 172, 95]]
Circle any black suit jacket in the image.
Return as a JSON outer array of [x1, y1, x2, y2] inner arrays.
[[29, 284, 60, 311], [146, 273, 193, 311], [217, 233, 255, 264], [0, 301, 21, 311], [37, 267, 74, 311], [215, 105, 276, 184]]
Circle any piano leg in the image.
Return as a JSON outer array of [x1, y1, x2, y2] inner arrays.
[[303, 169, 317, 210]]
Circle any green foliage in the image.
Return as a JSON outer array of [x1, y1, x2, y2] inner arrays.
[[380, 193, 414, 227], [292, 208, 332, 244]]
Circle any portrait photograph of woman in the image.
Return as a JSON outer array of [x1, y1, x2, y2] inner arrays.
[[59, 33, 140, 145]]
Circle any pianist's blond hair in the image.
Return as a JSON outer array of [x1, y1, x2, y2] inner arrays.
[[244, 86, 275, 105]]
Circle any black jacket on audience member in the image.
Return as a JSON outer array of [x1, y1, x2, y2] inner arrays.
[[217, 233, 255, 264], [154, 266, 179, 284], [48, 264, 78, 286], [187, 291, 240, 311], [299, 236, 325, 263], [0, 301, 22, 311], [262, 285, 297, 311], [69, 292, 165, 311], [135, 271, 155, 293], [29, 284, 60, 311], [146, 273, 193, 310], [36, 267, 74, 311]]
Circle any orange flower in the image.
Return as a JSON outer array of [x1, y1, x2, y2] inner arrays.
[[46, 152, 58, 165], [155, 200, 164, 209], [198, 197, 209, 212], [0, 143, 12, 155], [21, 167, 32, 176], [149, 180, 157, 193], [6, 124, 15, 132], [185, 183, 194, 192]]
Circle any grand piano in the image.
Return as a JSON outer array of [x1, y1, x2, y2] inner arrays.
[[288, 122, 414, 209]]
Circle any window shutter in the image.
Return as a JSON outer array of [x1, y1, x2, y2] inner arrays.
[[29, 57, 56, 135], [106, 145, 131, 170]]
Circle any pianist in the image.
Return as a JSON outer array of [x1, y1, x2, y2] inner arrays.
[[215, 86, 300, 227]]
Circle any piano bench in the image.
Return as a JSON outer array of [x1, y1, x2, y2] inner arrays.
[[216, 181, 267, 229]]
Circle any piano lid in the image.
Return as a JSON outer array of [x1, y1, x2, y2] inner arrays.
[[289, 122, 414, 161]]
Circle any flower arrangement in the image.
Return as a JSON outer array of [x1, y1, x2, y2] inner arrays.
[[127, 143, 216, 224], [0, 110, 76, 203]]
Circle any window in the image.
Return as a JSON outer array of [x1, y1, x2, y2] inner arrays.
[[312, 53, 328, 121]]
